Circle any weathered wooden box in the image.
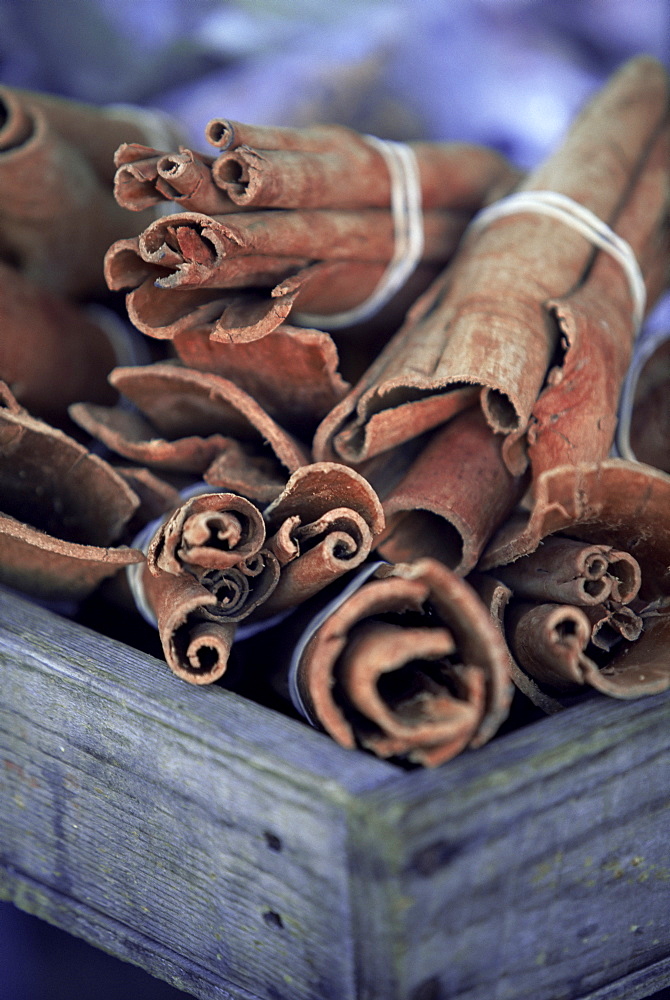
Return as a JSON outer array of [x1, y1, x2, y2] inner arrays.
[[1, 582, 669, 1000]]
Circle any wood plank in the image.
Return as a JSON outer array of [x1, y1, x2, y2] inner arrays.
[[347, 686, 670, 1000], [2, 581, 669, 1000], [0, 585, 395, 1000]]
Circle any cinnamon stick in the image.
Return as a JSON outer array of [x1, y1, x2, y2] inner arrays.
[[0, 381, 142, 601], [259, 462, 385, 616], [279, 557, 512, 766], [0, 85, 181, 295], [374, 405, 526, 574], [314, 56, 670, 466], [69, 362, 308, 503], [134, 489, 280, 683], [103, 207, 468, 343]]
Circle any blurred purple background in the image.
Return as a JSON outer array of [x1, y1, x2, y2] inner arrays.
[[0, 1, 669, 997]]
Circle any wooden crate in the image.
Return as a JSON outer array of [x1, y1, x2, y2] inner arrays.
[[1, 582, 669, 1000]]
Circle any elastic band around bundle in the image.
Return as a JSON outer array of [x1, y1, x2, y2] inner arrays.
[[467, 190, 647, 332], [293, 137, 424, 330], [287, 560, 388, 724]]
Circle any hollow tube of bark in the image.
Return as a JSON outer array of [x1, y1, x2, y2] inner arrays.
[[259, 462, 385, 617], [286, 557, 512, 766], [313, 57, 670, 466], [374, 406, 526, 575], [492, 536, 642, 606], [209, 136, 518, 211]]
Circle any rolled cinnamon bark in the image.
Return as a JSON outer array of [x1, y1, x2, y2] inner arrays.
[[283, 558, 512, 766], [138, 567, 238, 685], [0, 381, 142, 601], [481, 460, 670, 701], [147, 491, 267, 575], [314, 56, 670, 466], [209, 132, 518, 211], [132, 488, 281, 683], [505, 599, 670, 700], [171, 324, 349, 436], [113, 143, 239, 215], [374, 406, 526, 575], [259, 462, 385, 616], [480, 460, 670, 599], [492, 536, 641, 607], [103, 207, 468, 343], [69, 362, 308, 502], [502, 121, 670, 477], [0, 85, 180, 295], [0, 260, 118, 424]]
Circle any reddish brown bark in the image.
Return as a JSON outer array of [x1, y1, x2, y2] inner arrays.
[[0, 382, 142, 601], [69, 362, 308, 502], [260, 462, 385, 616], [374, 406, 526, 575], [290, 558, 512, 766], [0, 85, 180, 295], [314, 56, 670, 466]]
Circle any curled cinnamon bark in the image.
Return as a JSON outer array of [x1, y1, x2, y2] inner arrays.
[[492, 537, 641, 607], [147, 492, 266, 575], [135, 489, 280, 683], [502, 121, 670, 477], [69, 362, 308, 502], [481, 460, 670, 701], [259, 462, 385, 616], [374, 406, 526, 575], [0, 85, 180, 295], [0, 382, 142, 601], [314, 56, 670, 466], [208, 131, 518, 211], [171, 324, 349, 436], [113, 143, 239, 215], [139, 567, 237, 685], [286, 558, 512, 766], [504, 599, 670, 700], [0, 260, 119, 425], [104, 207, 468, 343]]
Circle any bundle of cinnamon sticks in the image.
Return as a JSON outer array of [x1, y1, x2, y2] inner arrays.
[[1, 55, 669, 768]]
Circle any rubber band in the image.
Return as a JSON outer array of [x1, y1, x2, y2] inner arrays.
[[287, 560, 388, 723], [85, 304, 152, 369], [293, 137, 424, 330], [615, 312, 670, 461], [467, 190, 647, 332]]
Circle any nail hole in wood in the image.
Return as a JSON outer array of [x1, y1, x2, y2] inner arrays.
[[263, 910, 284, 930], [264, 831, 282, 852]]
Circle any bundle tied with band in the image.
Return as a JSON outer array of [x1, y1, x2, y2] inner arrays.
[[314, 55, 669, 474], [2, 56, 670, 770], [105, 122, 519, 345]]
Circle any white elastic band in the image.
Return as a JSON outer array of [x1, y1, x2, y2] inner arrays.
[[126, 481, 214, 629], [287, 560, 388, 723], [467, 190, 647, 333], [615, 323, 670, 462], [85, 304, 152, 369], [293, 138, 424, 330]]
